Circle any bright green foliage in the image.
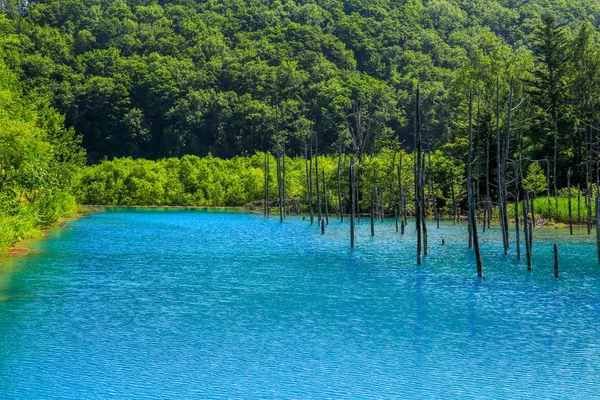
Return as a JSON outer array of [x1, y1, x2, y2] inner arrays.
[[523, 162, 547, 195], [75, 150, 465, 217], [0, 59, 84, 255]]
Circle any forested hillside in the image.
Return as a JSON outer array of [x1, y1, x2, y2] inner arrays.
[[1, 0, 600, 165]]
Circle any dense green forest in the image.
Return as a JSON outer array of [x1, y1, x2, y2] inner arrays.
[[0, 59, 84, 255], [1, 1, 600, 165], [1, 0, 600, 254]]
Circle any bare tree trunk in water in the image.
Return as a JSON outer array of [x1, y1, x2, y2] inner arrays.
[[450, 167, 457, 225], [398, 157, 405, 234], [264, 150, 268, 217], [595, 196, 600, 264], [467, 91, 474, 248], [350, 156, 355, 248], [568, 168, 573, 234], [308, 139, 314, 224], [315, 134, 322, 226], [323, 170, 329, 225], [495, 78, 507, 253], [470, 182, 483, 278], [523, 195, 532, 271], [502, 79, 515, 251], [515, 160, 521, 260], [553, 114, 559, 219], [415, 88, 423, 265], [546, 159, 552, 223], [275, 114, 283, 223], [337, 138, 343, 221], [282, 141, 287, 218]]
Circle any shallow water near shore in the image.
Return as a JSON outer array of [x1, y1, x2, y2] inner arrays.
[[1, 209, 599, 399]]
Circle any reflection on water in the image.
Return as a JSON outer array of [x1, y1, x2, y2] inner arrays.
[[0, 210, 599, 399]]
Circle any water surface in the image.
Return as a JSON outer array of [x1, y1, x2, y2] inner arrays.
[[1, 209, 599, 398]]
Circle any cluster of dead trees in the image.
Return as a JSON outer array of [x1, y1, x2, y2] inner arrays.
[[261, 84, 600, 277]]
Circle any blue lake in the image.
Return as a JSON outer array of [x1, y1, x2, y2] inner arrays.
[[1, 209, 599, 398]]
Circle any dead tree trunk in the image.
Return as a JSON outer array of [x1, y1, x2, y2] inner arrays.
[[467, 91, 474, 248], [450, 167, 457, 225], [427, 149, 439, 229], [264, 150, 269, 217], [596, 195, 600, 264], [523, 195, 532, 271], [568, 168, 573, 234], [323, 170, 329, 225], [337, 138, 343, 221], [282, 141, 287, 218], [398, 157, 405, 234], [374, 168, 379, 222], [275, 116, 283, 223], [578, 184, 581, 225], [315, 135, 322, 226], [308, 139, 314, 224], [553, 114, 559, 219], [470, 182, 483, 278], [514, 160, 521, 261], [370, 191, 375, 236], [495, 78, 507, 253], [415, 88, 423, 265], [554, 243, 559, 278], [546, 159, 552, 222], [350, 156, 355, 248], [588, 126, 593, 234], [501, 78, 515, 250]]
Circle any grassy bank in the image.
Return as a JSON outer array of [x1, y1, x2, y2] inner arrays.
[[0, 191, 82, 257], [505, 196, 598, 225]]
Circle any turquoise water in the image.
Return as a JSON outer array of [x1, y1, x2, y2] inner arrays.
[[1, 209, 600, 399]]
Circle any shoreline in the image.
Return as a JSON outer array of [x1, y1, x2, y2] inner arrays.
[[2, 207, 99, 261]]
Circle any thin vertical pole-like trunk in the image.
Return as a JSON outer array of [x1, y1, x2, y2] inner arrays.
[[578, 184, 581, 225], [514, 160, 521, 260], [546, 159, 552, 222], [395, 208, 399, 232], [588, 126, 593, 234], [495, 78, 507, 252], [427, 149, 438, 229], [315, 135, 322, 226], [308, 141, 314, 224], [470, 182, 483, 278], [337, 138, 343, 221], [553, 114, 559, 217], [568, 168, 573, 234], [374, 168, 379, 222], [264, 150, 268, 217], [502, 78, 515, 250], [370, 191, 375, 236], [523, 195, 532, 271], [275, 115, 283, 223], [486, 129, 491, 229], [467, 91, 474, 248], [398, 159, 405, 234], [450, 167, 457, 225], [476, 95, 481, 224], [415, 88, 423, 265], [596, 196, 600, 264], [381, 191, 385, 222], [323, 170, 329, 225], [282, 141, 287, 218], [350, 156, 355, 248], [554, 243, 559, 278]]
